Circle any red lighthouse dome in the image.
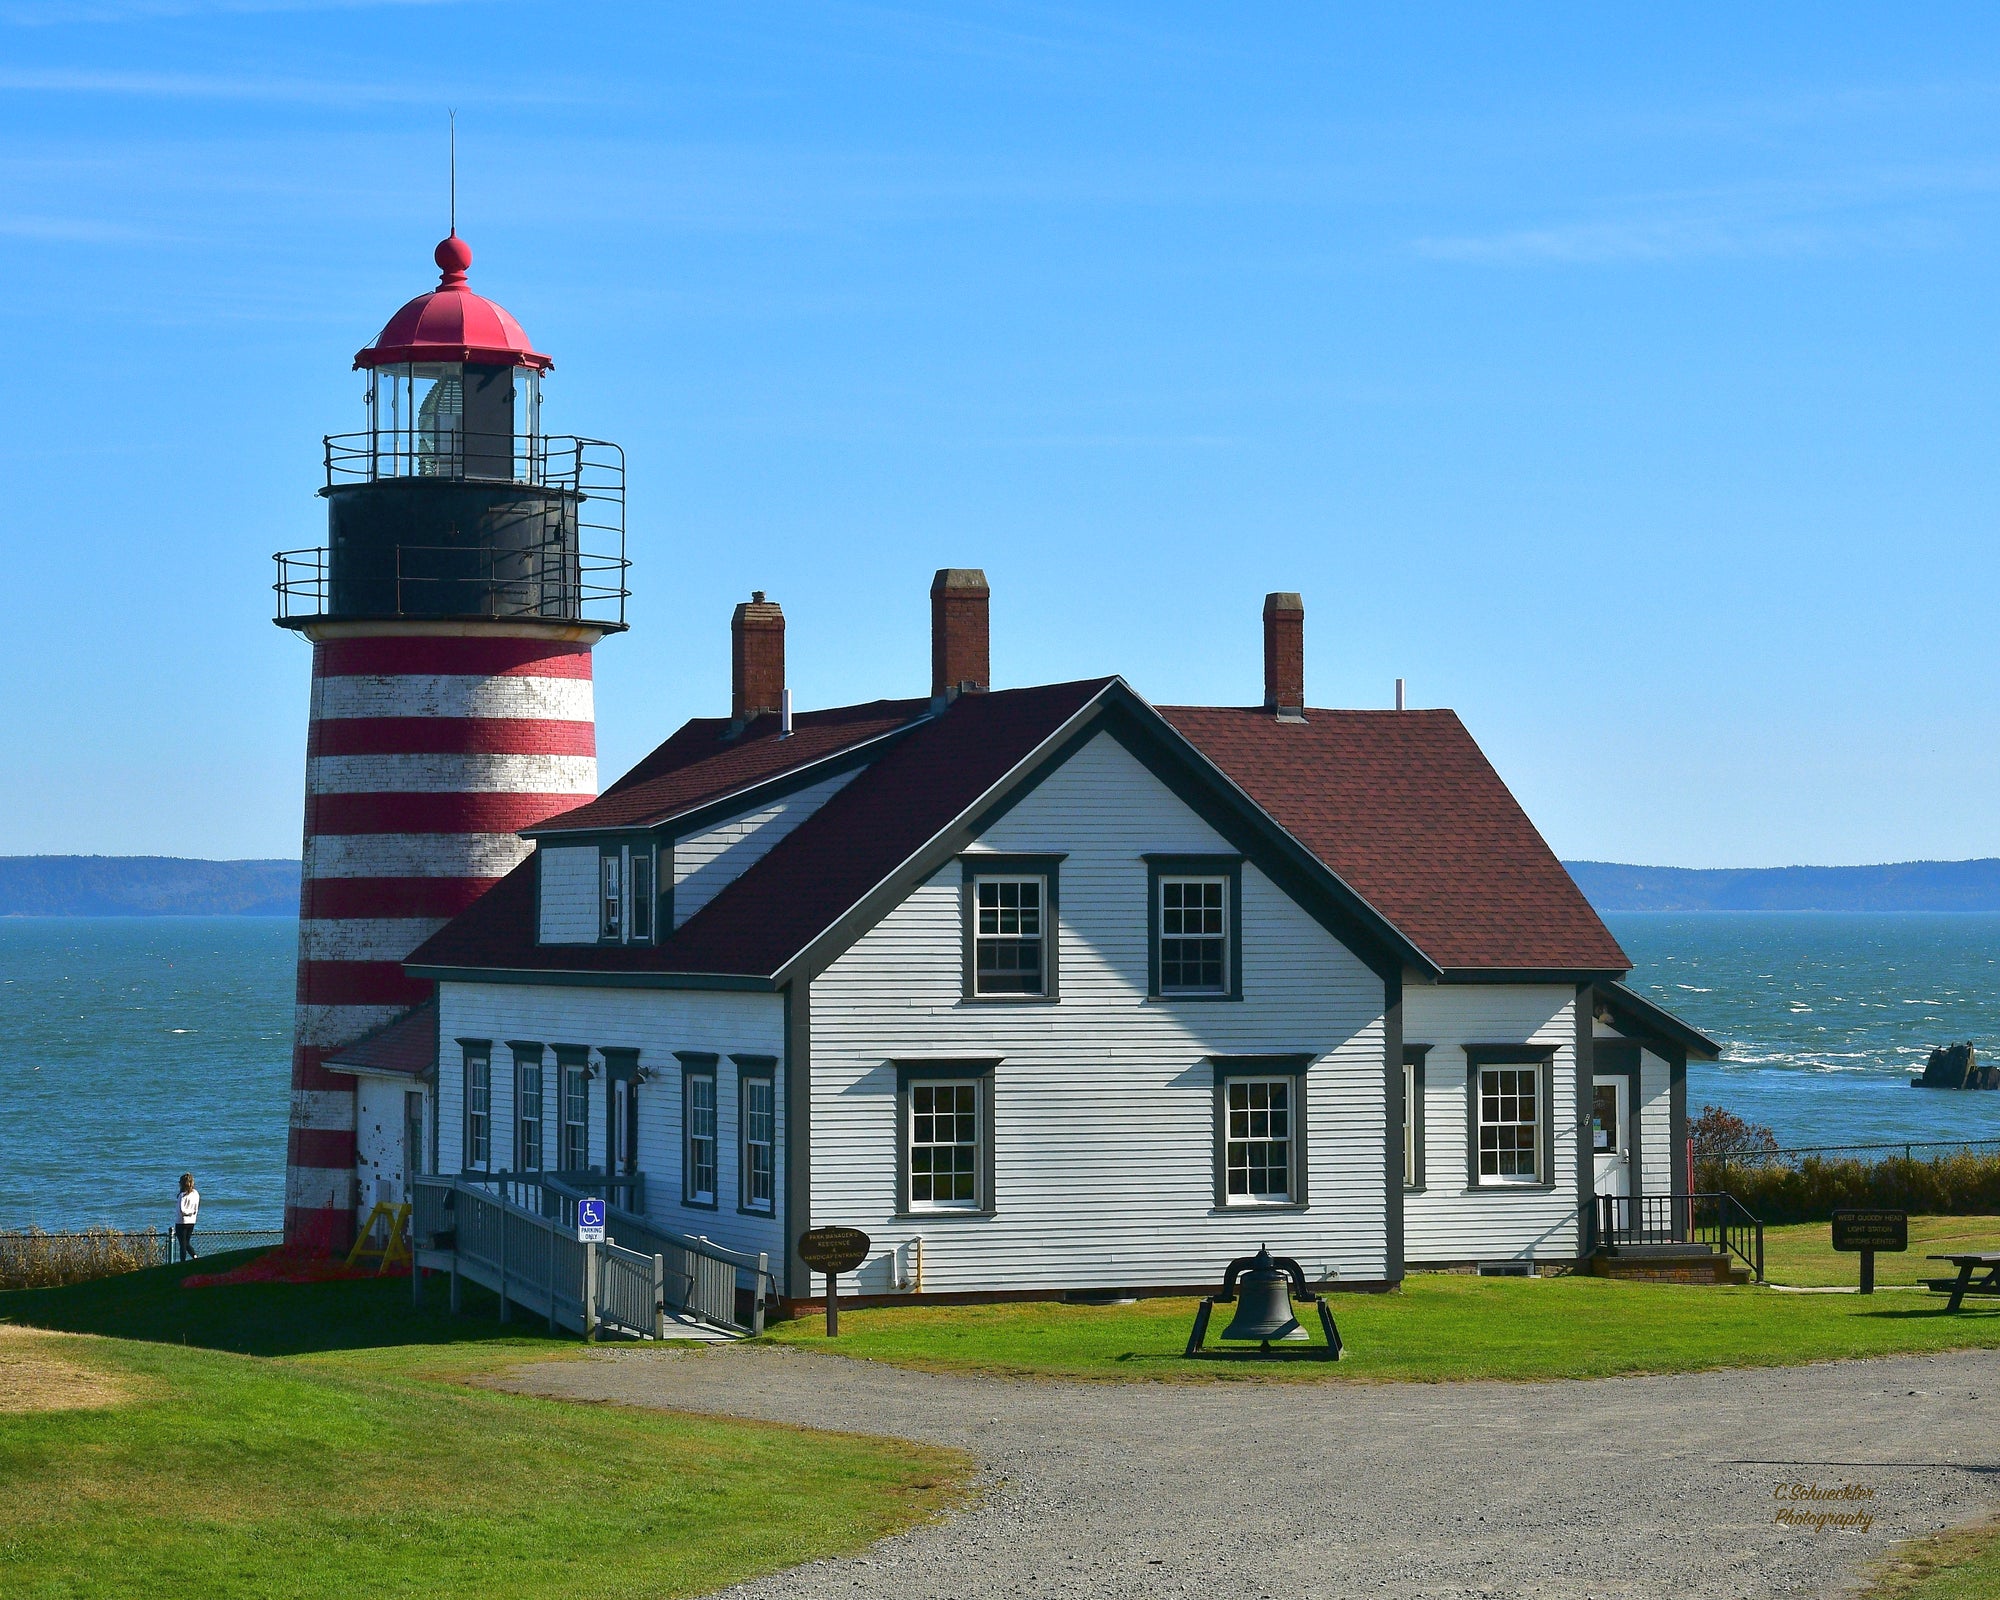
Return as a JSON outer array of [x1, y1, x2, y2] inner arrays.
[[354, 234, 552, 372]]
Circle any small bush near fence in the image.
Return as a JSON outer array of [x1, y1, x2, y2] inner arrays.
[[1698, 1150, 2000, 1226], [0, 1227, 168, 1291]]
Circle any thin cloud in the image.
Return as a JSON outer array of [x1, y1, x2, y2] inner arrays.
[[1416, 215, 1952, 264], [1, 0, 458, 23], [0, 65, 578, 105], [0, 211, 167, 240]]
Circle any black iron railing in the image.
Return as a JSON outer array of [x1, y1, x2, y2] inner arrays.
[[274, 543, 630, 627], [1595, 1193, 1764, 1281]]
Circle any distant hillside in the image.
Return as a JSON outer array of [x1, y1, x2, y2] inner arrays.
[[0, 857, 300, 916], [1565, 858, 2000, 914]]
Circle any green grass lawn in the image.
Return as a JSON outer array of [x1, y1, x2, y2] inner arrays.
[[1762, 1214, 2000, 1288], [761, 1271, 2000, 1381], [1863, 1516, 2000, 1598], [0, 1253, 969, 1600]]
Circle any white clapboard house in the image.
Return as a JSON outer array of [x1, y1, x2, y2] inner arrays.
[[337, 572, 1717, 1303]]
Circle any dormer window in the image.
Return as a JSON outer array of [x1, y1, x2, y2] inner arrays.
[[600, 852, 622, 940]]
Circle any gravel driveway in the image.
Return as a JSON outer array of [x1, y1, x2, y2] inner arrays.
[[504, 1345, 2000, 1599]]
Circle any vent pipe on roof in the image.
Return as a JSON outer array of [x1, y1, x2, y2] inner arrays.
[[731, 591, 786, 727], [1262, 592, 1306, 722], [780, 687, 793, 738], [931, 568, 990, 708], [1395, 677, 1406, 712]]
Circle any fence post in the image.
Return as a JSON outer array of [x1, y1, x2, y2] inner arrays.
[[653, 1253, 666, 1340], [497, 1209, 510, 1324], [753, 1251, 769, 1336]]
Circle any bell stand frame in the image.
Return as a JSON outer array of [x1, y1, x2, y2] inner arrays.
[[1184, 1250, 1344, 1361]]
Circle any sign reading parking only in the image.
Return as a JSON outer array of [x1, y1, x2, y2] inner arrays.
[[577, 1198, 606, 1244]]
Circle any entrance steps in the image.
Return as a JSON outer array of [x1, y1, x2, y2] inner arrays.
[[1590, 1245, 1751, 1285]]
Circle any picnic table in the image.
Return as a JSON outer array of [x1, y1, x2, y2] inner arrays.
[[1928, 1252, 2000, 1312]]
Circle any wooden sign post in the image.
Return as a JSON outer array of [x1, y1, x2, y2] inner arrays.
[[797, 1226, 871, 1337], [1832, 1209, 1908, 1295]]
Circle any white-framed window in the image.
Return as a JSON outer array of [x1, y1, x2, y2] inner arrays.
[[600, 852, 622, 940], [741, 1074, 775, 1214], [1221, 1076, 1295, 1204], [1402, 1060, 1416, 1189], [462, 1044, 491, 1171], [513, 1045, 544, 1171], [558, 1056, 589, 1171], [1477, 1065, 1542, 1182], [629, 848, 654, 942], [685, 1070, 717, 1205], [909, 1080, 980, 1210], [973, 876, 1045, 996], [1159, 876, 1228, 994]]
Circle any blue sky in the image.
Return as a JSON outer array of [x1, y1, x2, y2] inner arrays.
[[2, 3, 1997, 867]]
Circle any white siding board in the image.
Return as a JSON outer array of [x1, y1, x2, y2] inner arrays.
[[538, 846, 600, 944], [808, 731, 1390, 1295], [672, 770, 859, 927], [434, 981, 786, 1264], [1639, 1048, 1673, 1198], [1403, 983, 1584, 1264]]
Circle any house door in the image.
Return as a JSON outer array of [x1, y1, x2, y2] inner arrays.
[[1591, 1076, 1631, 1197], [609, 1079, 638, 1179]]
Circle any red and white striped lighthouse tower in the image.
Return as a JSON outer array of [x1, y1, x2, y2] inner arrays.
[[275, 234, 627, 1249]]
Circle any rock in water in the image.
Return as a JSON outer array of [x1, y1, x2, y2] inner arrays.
[[1912, 1042, 1988, 1089]]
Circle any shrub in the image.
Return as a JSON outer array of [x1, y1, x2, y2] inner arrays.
[[0, 1227, 167, 1291], [1702, 1151, 2000, 1226], [1691, 1104, 1778, 1162]]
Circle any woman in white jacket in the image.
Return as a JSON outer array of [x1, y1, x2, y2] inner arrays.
[[175, 1173, 199, 1261]]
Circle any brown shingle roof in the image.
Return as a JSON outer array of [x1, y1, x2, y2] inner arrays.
[[531, 698, 927, 834], [321, 999, 439, 1078], [409, 684, 1627, 984], [1160, 705, 1628, 974], [408, 680, 1114, 979]]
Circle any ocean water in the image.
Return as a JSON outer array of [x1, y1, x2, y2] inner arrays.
[[1613, 913, 2000, 1151], [0, 913, 1996, 1229], [0, 918, 294, 1230]]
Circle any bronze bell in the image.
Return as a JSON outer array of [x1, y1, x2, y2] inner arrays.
[[1219, 1246, 1310, 1347]]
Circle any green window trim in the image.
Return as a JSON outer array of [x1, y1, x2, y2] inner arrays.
[[1464, 1044, 1560, 1190], [1145, 854, 1245, 1001]]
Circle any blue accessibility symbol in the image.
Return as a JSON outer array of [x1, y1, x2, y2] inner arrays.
[[577, 1197, 606, 1242]]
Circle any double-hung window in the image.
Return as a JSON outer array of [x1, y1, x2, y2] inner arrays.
[[678, 1053, 718, 1207], [1466, 1048, 1555, 1185], [461, 1042, 492, 1171], [1146, 856, 1242, 999], [1212, 1057, 1308, 1207], [895, 1060, 997, 1214], [737, 1060, 776, 1215], [1402, 1045, 1429, 1191], [974, 878, 1044, 995], [629, 850, 654, 942], [511, 1042, 544, 1171], [962, 856, 1061, 999], [600, 853, 623, 940], [555, 1047, 590, 1171]]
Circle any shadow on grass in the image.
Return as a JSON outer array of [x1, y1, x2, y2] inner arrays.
[[0, 1249, 568, 1358]]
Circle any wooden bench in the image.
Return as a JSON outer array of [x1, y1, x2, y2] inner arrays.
[[1927, 1252, 2000, 1312]]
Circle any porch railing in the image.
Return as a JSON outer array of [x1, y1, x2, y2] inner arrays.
[[1595, 1192, 1765, 1281]]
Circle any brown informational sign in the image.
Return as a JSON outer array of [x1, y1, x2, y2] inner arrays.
[[1832, 1210, 1908, 1253], [798, 1226, 871, 1276]]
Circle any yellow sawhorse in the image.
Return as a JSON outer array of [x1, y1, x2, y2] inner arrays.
[[345, 1201, 411, 1273]]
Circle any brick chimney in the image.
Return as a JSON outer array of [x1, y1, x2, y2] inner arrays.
[[930, 568, 990, 701], [1262, 591, 1305, 720], [731, 591, 785, 722]]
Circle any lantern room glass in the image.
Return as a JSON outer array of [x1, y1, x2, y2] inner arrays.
[[365, 362, 541, 483]]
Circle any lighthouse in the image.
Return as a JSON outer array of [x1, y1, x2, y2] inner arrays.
[[275, 234, 626, 1249]]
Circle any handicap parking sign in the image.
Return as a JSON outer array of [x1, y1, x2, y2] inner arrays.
[[577, 1198, 606, 1244]]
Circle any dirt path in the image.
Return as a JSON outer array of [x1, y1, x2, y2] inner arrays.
[[504, 1345, 2000, 1599]]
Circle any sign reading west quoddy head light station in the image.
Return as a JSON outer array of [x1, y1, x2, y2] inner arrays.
[[1831, 1210, 1907, 1253]]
